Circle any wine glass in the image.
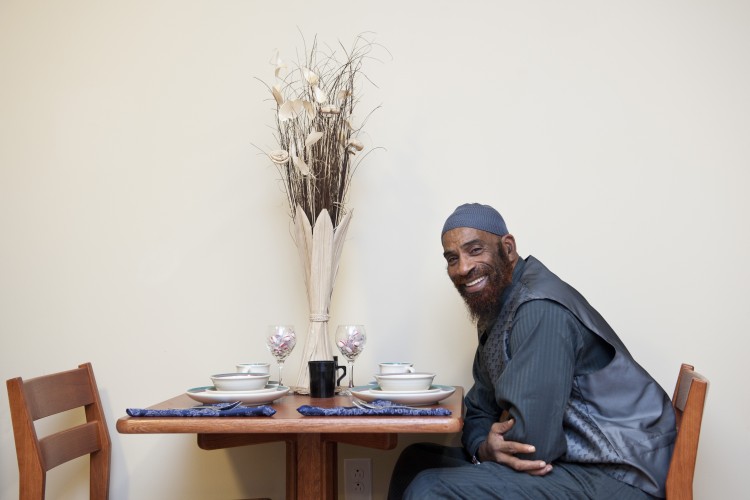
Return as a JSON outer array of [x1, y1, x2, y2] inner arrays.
[[335, 324, 367, 391], [266, 325, 296, 386]]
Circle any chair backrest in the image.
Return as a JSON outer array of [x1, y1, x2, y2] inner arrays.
[[665, 363, 708, 500], [6, 362, 111, 500]]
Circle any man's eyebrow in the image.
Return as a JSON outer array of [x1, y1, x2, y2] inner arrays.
[[460, 239, 484, 250], [443, 239, 485, 259]]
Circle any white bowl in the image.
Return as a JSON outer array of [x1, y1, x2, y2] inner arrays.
[[210, 373, 270, 392], [374, 372, 435, 392]]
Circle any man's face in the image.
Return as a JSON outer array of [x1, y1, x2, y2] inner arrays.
[[441, 227, 515, 323]]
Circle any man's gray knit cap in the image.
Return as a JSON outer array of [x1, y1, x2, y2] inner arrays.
[[441, 203, 509, 238]]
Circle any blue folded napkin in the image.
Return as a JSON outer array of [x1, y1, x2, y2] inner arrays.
[[297, 401, 451, 417], [126, 405, 276, 417]]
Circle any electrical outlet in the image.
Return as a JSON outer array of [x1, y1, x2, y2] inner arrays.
[[344, 458, 372, 500]]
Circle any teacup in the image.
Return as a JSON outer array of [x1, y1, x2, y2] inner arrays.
[[379, 362, 415, 374], [236, 363, 271, 375]]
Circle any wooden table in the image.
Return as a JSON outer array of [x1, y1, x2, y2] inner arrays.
[[116, 388, 464, 499]]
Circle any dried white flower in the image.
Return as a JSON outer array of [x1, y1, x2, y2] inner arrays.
[[278, 99, 311, 122], [305, 131, 324, 148], [272, 51, 287, 78], [321, 104, 341, 115], [268, 150, 290, 164], [313, 85, 327, 104], [272, 84, 283, 106], [302, 67, 319, 86], [346, 138, 364, 151], [292, 155, 311, 176], [301, 100, 316, 119], [278, 101, 296, 122]]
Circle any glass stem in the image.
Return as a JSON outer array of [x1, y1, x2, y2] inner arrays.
[[278, 362, 284, 386], [348, 361, 355, 388]]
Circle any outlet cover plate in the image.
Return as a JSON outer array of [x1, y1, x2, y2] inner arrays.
[[344, 458, 372, 500]]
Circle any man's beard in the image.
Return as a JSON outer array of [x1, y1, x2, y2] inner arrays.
[[454, 246, 514, 325]]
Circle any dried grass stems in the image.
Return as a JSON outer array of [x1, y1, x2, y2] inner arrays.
[[259, 34, 383, 229]]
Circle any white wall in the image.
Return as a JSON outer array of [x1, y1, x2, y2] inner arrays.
[[1, 1, 747, 498]]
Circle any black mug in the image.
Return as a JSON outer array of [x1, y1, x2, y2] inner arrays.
[[309, 360, 346, 398]]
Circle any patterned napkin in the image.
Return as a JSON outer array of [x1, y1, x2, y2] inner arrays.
[[297, 401, 451, 417], [126, 405, 276, 417]]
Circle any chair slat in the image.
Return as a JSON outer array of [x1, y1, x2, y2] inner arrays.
[[39, 422, 102, 471], [23, 367, 95, 420]]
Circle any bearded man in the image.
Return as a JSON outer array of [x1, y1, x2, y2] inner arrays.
[[387, 203, 676, 499]]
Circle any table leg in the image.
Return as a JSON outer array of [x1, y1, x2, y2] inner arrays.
[[292, 433, 337, 500], [285, 436, 297, 500]]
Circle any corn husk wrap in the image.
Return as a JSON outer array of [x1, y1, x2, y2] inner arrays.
[[293, 206, 352, 387]]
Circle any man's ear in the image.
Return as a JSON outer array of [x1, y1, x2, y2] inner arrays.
[[501, 234, 518, 260]]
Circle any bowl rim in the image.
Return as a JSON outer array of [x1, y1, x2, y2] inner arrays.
[[374, 372, 435, 379], [211, 372, 271, 380]]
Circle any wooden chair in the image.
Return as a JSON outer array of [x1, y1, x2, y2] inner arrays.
[[6, 362, 111, 500], [665, 363, 709, 500]]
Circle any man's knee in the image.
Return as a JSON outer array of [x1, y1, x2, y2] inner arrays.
[[390, 444, 470, 499], [403, 469, 447, 498]]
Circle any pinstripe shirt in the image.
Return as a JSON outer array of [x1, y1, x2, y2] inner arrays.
[[462, 257, 613, 461]]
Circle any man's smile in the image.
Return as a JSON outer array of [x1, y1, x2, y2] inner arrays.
[[463, 275, 488, 293]]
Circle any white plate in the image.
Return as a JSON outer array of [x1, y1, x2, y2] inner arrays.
[[351, 385, 455, 406], [186, 385, 289, 405]]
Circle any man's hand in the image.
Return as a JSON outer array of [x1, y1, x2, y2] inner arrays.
[[477, 419, 553, 476]]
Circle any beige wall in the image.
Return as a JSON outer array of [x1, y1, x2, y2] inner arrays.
[[2, 1, 748, 498]]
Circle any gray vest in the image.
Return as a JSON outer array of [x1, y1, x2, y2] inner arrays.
[[483, 256, 676, 497]]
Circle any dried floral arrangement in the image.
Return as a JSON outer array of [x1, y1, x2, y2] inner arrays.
[[260, 34, 380, 229], [257, 34, 384, 387]]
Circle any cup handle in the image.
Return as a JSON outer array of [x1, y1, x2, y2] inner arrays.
[[406, 366, 416, 373], [336, 365, 347, 385]]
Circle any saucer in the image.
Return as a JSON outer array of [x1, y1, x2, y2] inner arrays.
[[370, 386, 442, 395], [186, 385, 289, 404], [351, 385, 455, 406], [205, 384, 279, 395]]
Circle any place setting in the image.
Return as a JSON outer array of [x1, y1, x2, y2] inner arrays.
[[350, 362, 456, 407], [333, 325, 454, 407], [296, 332, 455, 416], [184, 369, 290, 406], [182, 324, 297, 406], [126, 325, 298, 417], [127, 367, 285, 418]]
